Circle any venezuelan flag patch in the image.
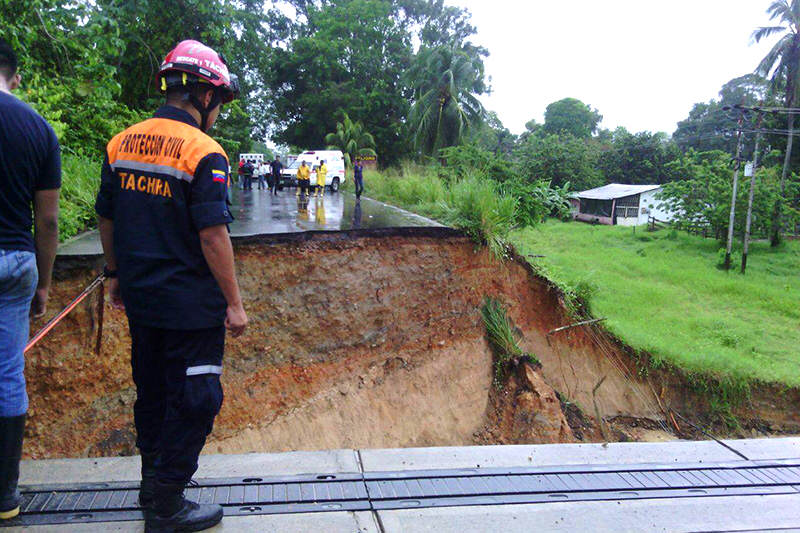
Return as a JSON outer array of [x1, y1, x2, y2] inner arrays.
[[212, 169, 227, 183]]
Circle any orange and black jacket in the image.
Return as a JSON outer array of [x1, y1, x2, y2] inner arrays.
[[95, 105, 233, 330]]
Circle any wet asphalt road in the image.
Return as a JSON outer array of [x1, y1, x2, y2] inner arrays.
[[58, 187, 442, 256]]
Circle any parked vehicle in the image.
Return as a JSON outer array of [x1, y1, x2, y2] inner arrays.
[[239, 153, 266, 165], [280, 150, 346, 192]]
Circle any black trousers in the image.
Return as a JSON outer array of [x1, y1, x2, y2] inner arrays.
[[271, 174, 280, 194], [354, 176, 364, 197], [129, 323, 225, 484]]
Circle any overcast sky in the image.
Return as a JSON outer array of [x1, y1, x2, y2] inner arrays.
[[447, 0, 782, 135]]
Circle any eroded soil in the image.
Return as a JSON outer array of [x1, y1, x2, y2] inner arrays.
[[23, 229, 800, 459]]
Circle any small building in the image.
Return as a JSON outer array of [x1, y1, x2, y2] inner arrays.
[[574, 184, 672, 226]]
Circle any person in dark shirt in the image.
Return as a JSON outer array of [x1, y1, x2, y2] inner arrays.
[[95, 40, 247, 532], [242, 160, 255, 190], [354, 158, 365, 198], [0, 38, 61, 521], [269, 156, 283, 195]]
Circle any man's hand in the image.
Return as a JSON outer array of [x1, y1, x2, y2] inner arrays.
[[108, 278, 124, 310], [31, 287, 49, 318], [225, 303, 247, 337]]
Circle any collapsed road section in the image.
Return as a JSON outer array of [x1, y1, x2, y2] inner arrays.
[[24, 227, 800, 459]]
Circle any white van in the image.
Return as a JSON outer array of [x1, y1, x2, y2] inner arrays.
[[239, 153, 265, 165], [281, 150, 346, 192]]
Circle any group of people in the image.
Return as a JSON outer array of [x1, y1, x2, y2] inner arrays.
[[238, 156, 283, 194], [1, 38, 248, 532], [240, 157, 365, 200], [294, 159, 329, 198]]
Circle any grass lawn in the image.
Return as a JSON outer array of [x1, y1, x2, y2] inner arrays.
[[511, 221, 800, 388]]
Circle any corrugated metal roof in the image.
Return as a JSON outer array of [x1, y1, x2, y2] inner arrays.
[[577, 183, 661, 200]]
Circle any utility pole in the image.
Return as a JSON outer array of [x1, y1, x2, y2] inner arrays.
[[741, 109, 764, 274], [724, 109, 745, 271]]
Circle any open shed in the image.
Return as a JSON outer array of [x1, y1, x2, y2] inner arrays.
[[574, 184, 672, 226]]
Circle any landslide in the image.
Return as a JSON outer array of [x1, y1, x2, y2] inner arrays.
[[24, 228, 800, 459]]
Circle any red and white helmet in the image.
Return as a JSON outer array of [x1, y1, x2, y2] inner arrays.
[[156, 40, 239, 103]]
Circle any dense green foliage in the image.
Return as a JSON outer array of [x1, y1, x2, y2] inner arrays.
[[58, 153, 101, 242], [513, 221, 800, 388], [658, 150, 797, 240]]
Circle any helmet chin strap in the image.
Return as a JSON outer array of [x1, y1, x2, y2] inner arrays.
[[188, 90, 222, 131]]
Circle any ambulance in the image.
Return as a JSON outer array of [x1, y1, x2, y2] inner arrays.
[[280, 150, 346, 192]]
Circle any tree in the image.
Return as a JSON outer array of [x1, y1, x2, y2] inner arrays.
[[267, 0, 414, 166], [468, 111, 516, 156], [674, 74, 772, 157], [543, 98, 602, 139], [514, 132, 603, 191], [597, 129, 681, 185], [324, 112, 377, 168], [659, 150, 791, 242], [753, 0, 800, 245], [407, 44, 487, 157]]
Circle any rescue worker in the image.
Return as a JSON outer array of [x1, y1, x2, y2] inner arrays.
[[315, 160, 327, 198], [95, 40, 247, 533], [0, 37, 61, 522], [354, 158, 364, 198], [296, 160, 310, 198]]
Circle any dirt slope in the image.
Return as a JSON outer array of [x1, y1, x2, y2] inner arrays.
[[23, 229, 800, 459]]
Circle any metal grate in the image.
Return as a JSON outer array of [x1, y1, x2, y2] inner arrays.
[[4, 462, 800, 526], [364, 464, 800, 510]]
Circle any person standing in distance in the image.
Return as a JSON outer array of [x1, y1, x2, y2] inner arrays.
[[269, 155, 282, 195], [296, 160, 310, 198], [95, 40, 247, 533], [354, 158, 365, 198], [315, 160, 327, 198], [0, 37, 61, 522]]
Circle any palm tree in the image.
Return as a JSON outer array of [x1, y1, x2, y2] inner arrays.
[[753, 0, 800, 245], [324, 112, 377, 170], [407, 45, 486, 157]]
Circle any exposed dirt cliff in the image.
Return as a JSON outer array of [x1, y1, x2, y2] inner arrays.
[[23, 228, 800, 459]]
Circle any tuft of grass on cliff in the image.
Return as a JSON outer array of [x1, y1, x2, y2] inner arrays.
[[511, 220, 800, 388]]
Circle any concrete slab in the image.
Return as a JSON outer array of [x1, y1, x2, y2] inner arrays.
[[20, 449, 360, 485], [724, 437, 800, 460], [359, 439, 800, 472], [10, 511, 379, 532], [376, 493, 800, 533]]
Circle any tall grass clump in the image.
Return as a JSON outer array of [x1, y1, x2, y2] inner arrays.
[[481, 297, 539, 386], [59, 152, 101, 241], [443, 176, 517, 258], [359, 162, 517, 258]]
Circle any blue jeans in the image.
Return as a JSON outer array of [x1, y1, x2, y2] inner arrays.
[[0, 250, 37, 417]]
